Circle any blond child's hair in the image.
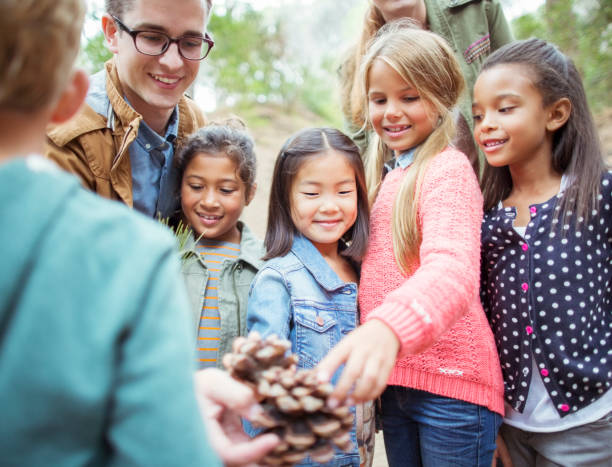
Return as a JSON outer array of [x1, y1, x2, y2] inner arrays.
[[361, 21, 465, 273], [0, 0, 85, 112], [339, 4, 386, 129]]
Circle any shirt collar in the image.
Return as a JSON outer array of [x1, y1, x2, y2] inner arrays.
[[496, 174, 571, 211], [126, 98, 179, 150], [383, 147, 417, 175], [290, 235, 348, 291]]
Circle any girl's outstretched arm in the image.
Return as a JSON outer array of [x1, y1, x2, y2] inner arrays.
[[316, 319, 399, 404]]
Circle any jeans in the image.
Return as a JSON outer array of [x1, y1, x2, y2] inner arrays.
[[380, 386, 501, 467]]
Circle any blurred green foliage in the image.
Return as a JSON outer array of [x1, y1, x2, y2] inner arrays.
[[206, 4, 288, 105], [78, 31, 112, 73], [512, 0, 611, 112], [79, 0, 610, 120], [205, 2, 341, 125]]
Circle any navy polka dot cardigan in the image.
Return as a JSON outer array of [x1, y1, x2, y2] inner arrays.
[[480, 171, 611, 417]]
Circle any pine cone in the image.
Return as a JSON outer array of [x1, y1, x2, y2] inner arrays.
[[223, 332, 355, 466]]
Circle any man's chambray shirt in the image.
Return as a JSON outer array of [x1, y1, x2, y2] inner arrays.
[[85, 70, 180, 219], [127, 101, 179, 219], [480, 171, 611, 417]]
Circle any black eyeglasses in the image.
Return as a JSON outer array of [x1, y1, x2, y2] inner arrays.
[[112, 15, 214, 61]]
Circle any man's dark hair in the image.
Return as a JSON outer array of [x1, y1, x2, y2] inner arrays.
[[105, 0, 212, 19]]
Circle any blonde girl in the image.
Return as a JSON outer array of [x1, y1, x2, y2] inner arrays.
[[319, 21, 504, 467]]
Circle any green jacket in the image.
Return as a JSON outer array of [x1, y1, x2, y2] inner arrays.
[[343, 0, 513, 162], [180, 222, 265, 368], [426, 0, 514, 127]]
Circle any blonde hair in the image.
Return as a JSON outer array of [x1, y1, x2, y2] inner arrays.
[[339, 4, 386, 128], [0, 0, 85, 112], [361, 21, 465, 273]]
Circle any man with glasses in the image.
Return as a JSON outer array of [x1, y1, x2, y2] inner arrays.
[[46, 0, 213, 219]]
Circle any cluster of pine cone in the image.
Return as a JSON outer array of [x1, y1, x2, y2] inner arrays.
[[222, 332, 354, 466]]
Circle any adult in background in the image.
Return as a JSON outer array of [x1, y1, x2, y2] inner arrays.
[[46, 0, 213, 219], [0, 0, 277, 464], [339, 0, 513, 173]]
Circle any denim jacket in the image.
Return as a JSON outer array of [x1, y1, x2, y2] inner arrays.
[[247, 235, 360, 467], [181, 222, 264, 369]]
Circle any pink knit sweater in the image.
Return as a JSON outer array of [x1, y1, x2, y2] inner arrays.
[[359, 147, 504, 416]]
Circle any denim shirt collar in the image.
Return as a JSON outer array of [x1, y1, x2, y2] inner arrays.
[[129, 99, 179, 146], [290, 235, 348, 292], [383, 147, 417, 176]]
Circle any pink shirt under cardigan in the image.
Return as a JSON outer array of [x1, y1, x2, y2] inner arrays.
[[359, 147, 504, 416]]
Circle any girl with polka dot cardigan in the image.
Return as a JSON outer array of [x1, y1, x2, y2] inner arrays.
[[474, 38, 611, 465]]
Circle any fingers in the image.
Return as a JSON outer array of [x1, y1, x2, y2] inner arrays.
[[221, 433, 280, 467], [351, 350, 389, 402], [317, 319, 400, 405], [195, 368, 259, 418], [203, 403, 280, 467], [316, 337, 352, 385], [491, 449, 499, 467], [495, 434, 513, 467]]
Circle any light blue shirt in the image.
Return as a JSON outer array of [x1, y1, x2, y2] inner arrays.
[[128, 107, 179, 219], [246, 234, 360, 467], [383, 147, 417, 175], [85, 70, 180, 219]]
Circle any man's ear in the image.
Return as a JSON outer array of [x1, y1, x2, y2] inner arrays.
[[246, 183, 257, 206], [101, 14, 120, 54], [50, 69, 89, 124], [546, 97, 571, 132]]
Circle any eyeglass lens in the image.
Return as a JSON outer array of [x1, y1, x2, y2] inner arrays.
[[135, 32, 211, 60]]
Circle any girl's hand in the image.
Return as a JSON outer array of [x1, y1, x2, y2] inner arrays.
[[491, 434, 513, 467], [194, 368, 280, 466], [316, 319, 400, 405]]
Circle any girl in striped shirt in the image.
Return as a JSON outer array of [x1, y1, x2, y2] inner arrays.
[[172, 120, 265, 369]]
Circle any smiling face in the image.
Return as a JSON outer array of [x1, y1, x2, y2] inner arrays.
[[105, 0, 206, 127], [181, 152, 254, 243], [472, 63, 556, 169], [367, 59, 438, 155], [289, 150, 358, 255]]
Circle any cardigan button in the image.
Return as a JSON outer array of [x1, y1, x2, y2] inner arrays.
[[541, 368, 549, 377], [530, 206, 537, 214], [522, 243, 529, 251], [560, 404, 570, 412], [521, 283, 529, 292], [526, 326, 533, 335]]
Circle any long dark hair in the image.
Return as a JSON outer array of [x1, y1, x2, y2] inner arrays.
[[480, 38, 605, 225], [264, 128, 369, 262]]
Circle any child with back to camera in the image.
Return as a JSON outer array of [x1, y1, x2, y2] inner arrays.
[[0, 1, 279, 465], [317, 22, 505, 467], [473, 38, 612, 466], [246, 128, 373, 466], [172, 120, 265, 369]]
